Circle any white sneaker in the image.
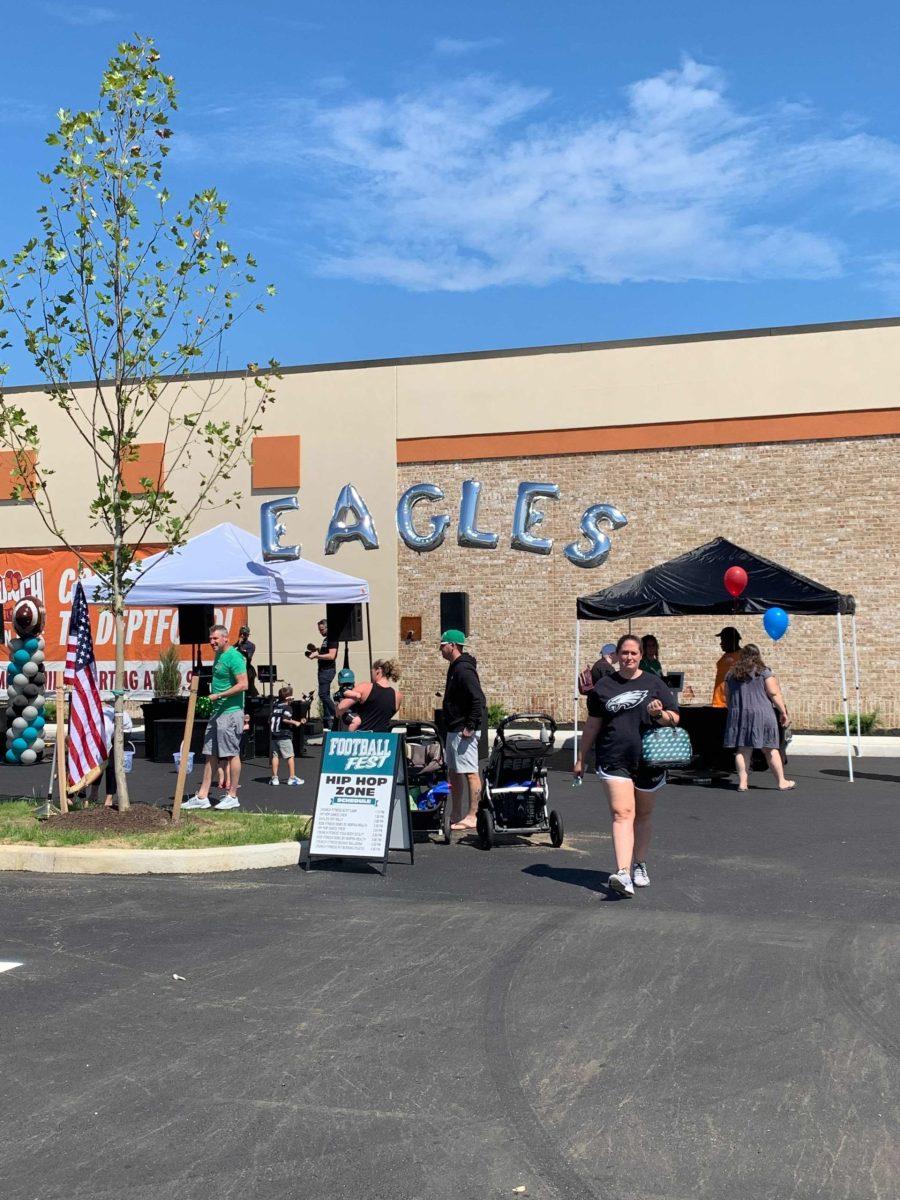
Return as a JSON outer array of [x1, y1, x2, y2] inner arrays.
[[608, 868, 635, 898], [181, 795, 211, 810], [269, 777, 280, 786], [632, 862, 650, 888], [214, 795, 240, 810], [287, 776, 304, 786]]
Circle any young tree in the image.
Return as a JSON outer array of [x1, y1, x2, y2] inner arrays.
[[0, 37, 278, 809]]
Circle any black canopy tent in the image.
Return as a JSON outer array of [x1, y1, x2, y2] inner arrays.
[[574, 538, 861, 780]]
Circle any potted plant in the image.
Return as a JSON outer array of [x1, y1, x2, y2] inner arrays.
[[153, 646, 182, 697], [142, 647, 187, 760]]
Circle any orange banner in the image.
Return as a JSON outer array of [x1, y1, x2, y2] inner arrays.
[[1, 549, 247, 698]]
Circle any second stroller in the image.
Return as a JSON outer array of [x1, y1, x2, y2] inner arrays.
[[477, 713, 564, 850]]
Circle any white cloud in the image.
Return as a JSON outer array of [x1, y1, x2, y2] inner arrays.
[[42, 4, 119, 26], [434, 37, 503, 56], [0, 98, 48, 126], [186, 58, 900, 292]]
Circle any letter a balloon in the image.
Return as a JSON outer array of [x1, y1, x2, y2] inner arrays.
[[763, 607, 789, 641], [724, 566, 748, 598]]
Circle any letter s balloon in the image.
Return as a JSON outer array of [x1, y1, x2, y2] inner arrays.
[[564, 504, 628, 568]]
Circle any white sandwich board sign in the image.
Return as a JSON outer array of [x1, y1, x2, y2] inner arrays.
[[307, 730, 413, 871]]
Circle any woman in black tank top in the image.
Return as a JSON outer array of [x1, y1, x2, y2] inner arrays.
[[336, 660, 402, 732]]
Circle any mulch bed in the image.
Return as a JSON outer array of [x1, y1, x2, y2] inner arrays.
[[48, 803, 174, 833]]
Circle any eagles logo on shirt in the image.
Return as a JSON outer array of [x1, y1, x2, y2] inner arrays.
[[606, 689, 649, 712]]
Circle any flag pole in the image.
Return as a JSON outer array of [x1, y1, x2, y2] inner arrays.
[[56, 685, 68, 814]]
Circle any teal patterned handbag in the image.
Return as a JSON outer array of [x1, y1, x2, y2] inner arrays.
[[641, 725, 693, 769]]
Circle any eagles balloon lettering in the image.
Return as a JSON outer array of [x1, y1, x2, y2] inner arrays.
[[261, 483, 627, 568]]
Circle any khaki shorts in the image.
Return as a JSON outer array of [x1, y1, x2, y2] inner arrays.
[[203, 709, 244, 758], [445, 730, 480, 774], [272, 736, 294, 760]]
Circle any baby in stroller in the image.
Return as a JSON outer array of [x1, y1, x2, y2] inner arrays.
[[395, 721, 453, 844]]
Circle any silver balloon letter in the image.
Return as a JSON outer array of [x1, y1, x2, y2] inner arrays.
[[564, 504, 628, 568], [457, 480, 499, 549], [397, 483, 449, 553], [511, 482, 560, 555], [325, 483, 380, 555], [260, 496, 300, 562]]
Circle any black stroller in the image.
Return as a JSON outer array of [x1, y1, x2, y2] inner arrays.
[[392, 721, 453, 844], [477, 713, 563, 850]]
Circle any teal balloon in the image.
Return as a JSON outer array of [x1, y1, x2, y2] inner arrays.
[[22, 727, 37, 744], [12, 649, 30, 668], [5, 749, 17, 764], [23, 637, 39, 653], [11, 737, 28, 754], [33, 715, 46, 731], [763, 607, 789, 641]]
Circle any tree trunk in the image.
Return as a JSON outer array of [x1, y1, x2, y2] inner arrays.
[[112, 548, 130, 811]]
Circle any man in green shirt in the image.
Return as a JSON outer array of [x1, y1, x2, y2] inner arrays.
[[183, 625, 248, 810]]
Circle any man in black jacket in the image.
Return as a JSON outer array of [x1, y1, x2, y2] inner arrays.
[[439, 629, 486, 832]]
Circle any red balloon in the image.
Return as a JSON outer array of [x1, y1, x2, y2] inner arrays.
[[724, 566, 748, 598]]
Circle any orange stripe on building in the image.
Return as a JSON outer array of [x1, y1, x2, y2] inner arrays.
[[396, 407, 900, 464]]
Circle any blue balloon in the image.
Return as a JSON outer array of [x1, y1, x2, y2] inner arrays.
[[22, 727, 37, 744], [763, 607, 789, 641], [11, 737, 28, 754], [33, 715, 46, 731], [23, 637, 39, 653], [12, 649, 29, 668], [5, 749, 17, 764]]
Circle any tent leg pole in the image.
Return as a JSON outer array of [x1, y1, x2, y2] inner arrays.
[[365, 604, 373, 678], [573, 619, 581, 768], [267, 605, 274, 698], [836, 614, 853, 783], [851, 612, 862, 757]]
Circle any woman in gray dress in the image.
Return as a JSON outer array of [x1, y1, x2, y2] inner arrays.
[[724, 644, 794, 791]]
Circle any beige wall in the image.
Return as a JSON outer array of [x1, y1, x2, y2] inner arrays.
[[2, 319, 898, 716], [0, 368, 400, 693], [396, 437, 899, 730], [394, 323, 900, 438]]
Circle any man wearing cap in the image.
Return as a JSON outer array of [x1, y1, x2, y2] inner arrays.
[[439, 630, 486, 832], [712, 627, 742, 707]]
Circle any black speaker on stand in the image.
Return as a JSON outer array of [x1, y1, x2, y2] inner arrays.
[[325, 603, 364, 642], [439, 592, 469, 636], [178, 605, 215, 673]]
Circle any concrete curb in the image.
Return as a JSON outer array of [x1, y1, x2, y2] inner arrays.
[[0, 840, 302, 875]]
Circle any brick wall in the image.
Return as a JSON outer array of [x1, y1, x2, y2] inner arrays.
[[395, 436, 899, 730]]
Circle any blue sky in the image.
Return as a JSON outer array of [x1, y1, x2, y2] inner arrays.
[[2, 1, 899, 382]]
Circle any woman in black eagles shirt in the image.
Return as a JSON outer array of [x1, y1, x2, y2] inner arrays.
[[574, 633, 680, 898]]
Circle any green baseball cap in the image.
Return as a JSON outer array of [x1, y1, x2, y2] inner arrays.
[[440, 629, 466, 645]]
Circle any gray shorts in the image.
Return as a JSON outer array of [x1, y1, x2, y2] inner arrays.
[[203, 709, 244, 758], [272, 736, 294, 760], [445, 730, 480, 774]]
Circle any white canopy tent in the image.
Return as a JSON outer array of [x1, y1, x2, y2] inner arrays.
[[80, 523, 371, 691]]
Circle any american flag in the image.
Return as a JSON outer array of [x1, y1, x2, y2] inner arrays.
[[64, 581, 106, 791]]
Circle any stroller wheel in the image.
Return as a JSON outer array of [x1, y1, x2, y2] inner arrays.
[[440, 802, 452, 844], [476, 807, 494, 850], [549, 809, 564, 848]]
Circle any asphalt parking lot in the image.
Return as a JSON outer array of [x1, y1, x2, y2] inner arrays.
[[1, 753, 897, 1199]]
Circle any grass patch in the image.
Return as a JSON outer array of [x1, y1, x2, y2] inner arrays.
[[0, 800, 310, 850]]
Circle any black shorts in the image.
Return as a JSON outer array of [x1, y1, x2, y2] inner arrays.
[[596, 761, 666, 792]]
